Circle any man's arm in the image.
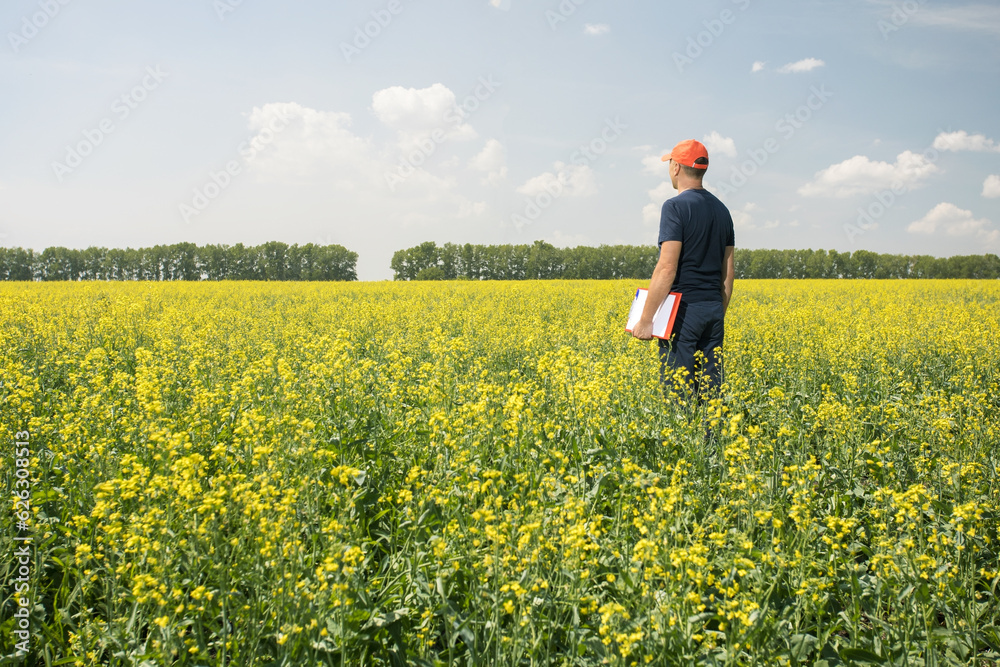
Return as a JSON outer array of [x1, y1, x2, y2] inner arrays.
[[632, 241, 680, 340], [721, 245, 735, 314]]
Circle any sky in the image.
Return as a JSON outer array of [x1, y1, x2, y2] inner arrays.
[[1, 0, 999, 280]]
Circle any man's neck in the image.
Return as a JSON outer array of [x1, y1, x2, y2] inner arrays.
[[676, 183, 705, 195]]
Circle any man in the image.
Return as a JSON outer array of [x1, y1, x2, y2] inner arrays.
[[632, 139, 735, 401]]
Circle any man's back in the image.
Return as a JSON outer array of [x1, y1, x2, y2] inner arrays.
[[658, 188, 735, 303]]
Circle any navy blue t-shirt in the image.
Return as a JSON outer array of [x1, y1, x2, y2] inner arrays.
[[658, 188, 736, 303]]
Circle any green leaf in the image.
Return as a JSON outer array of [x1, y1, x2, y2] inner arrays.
[[51, 657, 87, 666], [839, 647, 884, 664], [687, 611, 714, 628], [980, 625, 1000, 648], [790, 633, 817, 660]]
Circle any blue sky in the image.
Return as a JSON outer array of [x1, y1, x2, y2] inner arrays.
[[1, 0, 998, 279]]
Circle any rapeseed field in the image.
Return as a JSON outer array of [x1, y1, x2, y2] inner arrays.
[[1, 280, 998, 666]]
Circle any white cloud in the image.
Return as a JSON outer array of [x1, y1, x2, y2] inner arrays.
[[489, 0, 511, 11], [751, 61, 766, 73], [516, 162, 597, 199], [798, 151, 940, 198], [729, 205, 782, 232], [371, 83, 476, 152], [910, 4, 1000, 35], [984, 175, 1000, 198], [548, 230, 594, 247], [731, 203, 758, 231], [642, 181, 674, 225], [469, 139, 508, 186], [908, 203, 997, 245], [241, 101, 488, 229], [244, 103, 375, 183], [584, 23, 610, 36], [457, 200, 488, 218], [371, 83, 457, 131], [641, 151, 670, 176], [778, 58, 825, 73], [933, 130, 1000, 153], [702, 131, 737, 158]]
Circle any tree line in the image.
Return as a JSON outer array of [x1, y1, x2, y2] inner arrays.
[[390, 241, 660, 281], [734, 248, 1000, 279], [2, 241, 997, 282], [391, 242, 1000, 280], [0, 242, 358, 282]]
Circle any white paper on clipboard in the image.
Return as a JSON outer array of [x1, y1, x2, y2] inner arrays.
[[625, 289, 681, 339]]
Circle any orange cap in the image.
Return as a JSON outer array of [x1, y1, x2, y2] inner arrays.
[[661, 139, 709, 169]]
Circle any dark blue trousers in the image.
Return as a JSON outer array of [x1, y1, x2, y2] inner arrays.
[[658, 300, 725, 401]]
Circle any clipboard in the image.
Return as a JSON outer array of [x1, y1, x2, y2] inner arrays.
[[625, 289, 682, 340]]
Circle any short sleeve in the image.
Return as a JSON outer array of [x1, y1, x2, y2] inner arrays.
[[658, 200, 682, 247], [725, 211, 735, 247]]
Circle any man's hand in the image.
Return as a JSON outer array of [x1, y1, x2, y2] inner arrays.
[[633, 241, 680, 342], [632, 319, 655, 341]]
